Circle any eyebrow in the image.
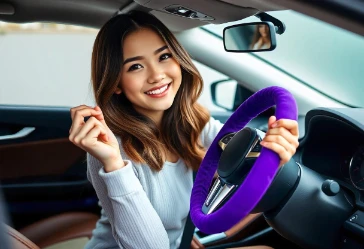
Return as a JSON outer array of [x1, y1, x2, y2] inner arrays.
[[123, 45, 169, 65]]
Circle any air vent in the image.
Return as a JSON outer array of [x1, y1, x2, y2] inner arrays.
[[164, 4, 214, 21]]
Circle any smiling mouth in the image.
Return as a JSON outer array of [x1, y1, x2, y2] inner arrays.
[[145, 83, 171, 95]]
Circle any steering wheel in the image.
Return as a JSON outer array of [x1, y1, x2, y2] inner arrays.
[[190, 86, 298, 234]]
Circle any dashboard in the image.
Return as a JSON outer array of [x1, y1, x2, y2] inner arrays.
[[298, 107, 364, 209]]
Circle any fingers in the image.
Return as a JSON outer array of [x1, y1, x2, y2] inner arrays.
[[69, 117, 108, 149], [191, 239, 199, 249], [70, 105, 99, 121], [69, 105, 108, 136], [260, 140, 292, 166], [80, 123, 108, 148], [261, 116, 300, 166], [268, 116, 276, 128], [191, 236, 204, 249], [69, 105, 110, 145], [262, 134, 296, 156], [69, 105, 101, 134], [265, 126, 299, 148], [93, 106, 108, 127], [72, 117, 108, 146], [271, 118, 299, 137]]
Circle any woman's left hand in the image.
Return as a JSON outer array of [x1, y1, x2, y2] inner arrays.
[[260, 116, 299, 167]]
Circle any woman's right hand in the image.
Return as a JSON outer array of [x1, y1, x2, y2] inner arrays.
[[69, 105, 125, 172]]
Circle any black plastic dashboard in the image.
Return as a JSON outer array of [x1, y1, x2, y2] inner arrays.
[[298, 107, 364, 209]]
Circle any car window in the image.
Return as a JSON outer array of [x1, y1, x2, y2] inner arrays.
[[0, 23, 228, 112], [205, 10, 364, 107], [0, 23, 97, 107], [193, 60, 228, 112]]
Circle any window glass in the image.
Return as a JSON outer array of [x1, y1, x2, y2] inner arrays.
[[0, 23, 231, 112], [193, 60, 229, 112], [0, 23, 97, 107], [205, 10, 364, 107]]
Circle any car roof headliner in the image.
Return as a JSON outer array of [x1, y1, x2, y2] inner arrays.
[[0, 0, 283, 31], [0, 0, 363, 36]]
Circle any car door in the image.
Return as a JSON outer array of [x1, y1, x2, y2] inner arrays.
[[0, 105, 99, 229], [0, 22, 100, 230]]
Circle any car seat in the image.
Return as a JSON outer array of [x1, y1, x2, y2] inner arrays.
[[4, 212, 98, 249]]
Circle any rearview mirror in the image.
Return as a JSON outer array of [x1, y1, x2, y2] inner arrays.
[[223, 22, 277, 52]]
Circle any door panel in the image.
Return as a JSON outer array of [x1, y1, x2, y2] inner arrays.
[[0, 138, 85, 180], [0, 105, 98, 229]]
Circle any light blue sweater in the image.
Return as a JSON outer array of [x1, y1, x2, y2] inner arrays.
[[85, 117, 223, 249]]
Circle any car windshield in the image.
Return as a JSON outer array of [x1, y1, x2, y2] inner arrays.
[[205, 10, 364, 107]]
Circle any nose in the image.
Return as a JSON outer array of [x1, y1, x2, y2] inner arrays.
[[147, 64, 165, 84]]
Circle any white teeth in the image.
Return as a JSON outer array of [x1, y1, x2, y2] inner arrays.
[[146, 84, 168, 95]]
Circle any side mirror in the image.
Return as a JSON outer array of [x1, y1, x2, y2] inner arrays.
[[223, 22, 277, 52], [211, 79, 237, 111]]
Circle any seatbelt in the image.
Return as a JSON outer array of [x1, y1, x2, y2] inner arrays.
[[179, 212, 196, 249], [179, 171, 197, 249]]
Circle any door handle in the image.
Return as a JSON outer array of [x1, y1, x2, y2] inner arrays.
[[0, 127, 35, 141]]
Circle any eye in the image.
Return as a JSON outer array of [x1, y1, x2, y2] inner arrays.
[[160, 53, 172, 61], [128, 64, 143, 72]]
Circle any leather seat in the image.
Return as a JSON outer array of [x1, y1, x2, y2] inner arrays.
[[5, 224, 39, 249], [4, 212, 98, 249], [4, 212, 273, 249]]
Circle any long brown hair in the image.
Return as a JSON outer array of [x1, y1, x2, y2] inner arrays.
[[250, 24, 271, 50], [91, 10, 210, 171]]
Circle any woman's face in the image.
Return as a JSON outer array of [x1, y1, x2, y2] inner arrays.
[[258, 24, 269, 37], [117, 28, 182, 119]]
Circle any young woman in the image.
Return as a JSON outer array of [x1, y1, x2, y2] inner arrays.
[[250, 24, 272, 50], [69, 10, 299, 249]]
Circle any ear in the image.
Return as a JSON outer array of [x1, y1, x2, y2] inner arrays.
[[115, 87, 122, 95]]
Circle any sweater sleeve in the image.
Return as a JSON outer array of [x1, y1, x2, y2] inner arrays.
[[86, 153, 170, 249], [200, 117, 224, 149]]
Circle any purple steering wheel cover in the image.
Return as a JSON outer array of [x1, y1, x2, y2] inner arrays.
[[190, 86, 298, 234]]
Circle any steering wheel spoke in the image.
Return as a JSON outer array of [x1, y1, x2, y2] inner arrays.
[[203, 177, 237, 215]]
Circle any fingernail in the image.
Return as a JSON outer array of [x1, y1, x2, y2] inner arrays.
[[260, 141, 266, 146], [271, 122, 277, 128]]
